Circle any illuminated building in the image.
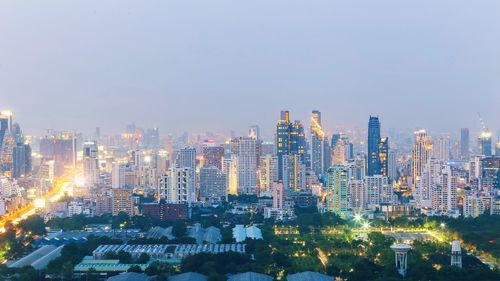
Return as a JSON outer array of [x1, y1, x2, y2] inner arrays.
[[460, 128, 470, 160], [222, 155, 238, 196], [326, 165, 349, 219], [432, 165, 457, 212], [112, 189, 133, 216], [463, 195, 485, 218], [237, 137, 258, 195], [83, 141, 100, 187], [391, 243, 411, 277], [379, 137, 389, 177], [412, 130, 432, 189], [481, 156, 500, 189], [12, 143, 31, 178], [199, 166, 226, 201], [478, 130, 492, 156], [282, 154, 306, 193], [365, 175, 393, 207], [276, 111, 306, 180], [310, 110, 326, 178], [451, 241, 462, 268], [257, 154, 278, 193], [349, 180, 365, 211]]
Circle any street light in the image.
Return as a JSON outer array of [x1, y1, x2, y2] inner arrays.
[[440, 223, 446, 229]]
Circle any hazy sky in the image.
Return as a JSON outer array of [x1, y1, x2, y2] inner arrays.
[[1, 1, 499, 138]]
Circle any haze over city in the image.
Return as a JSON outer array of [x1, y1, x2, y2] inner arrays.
[[1, 0, 500, 137]]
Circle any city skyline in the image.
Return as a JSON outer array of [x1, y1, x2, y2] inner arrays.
[[1, 1, 500, 136]]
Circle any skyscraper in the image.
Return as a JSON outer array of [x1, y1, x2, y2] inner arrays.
[[12, 143, 31, 178], [83, 141, 100, 187], [237, 137, 258, 195], [460, 128, 470, 160], [412, 130, 432, 189], [159, 167, 196, 205], [434, 137, 450, 162], [276, 111, 306, 180], [282, 154, 306, 193], [199, 166, 226, 201], [326, 165, 349, 219], [478, 130, 492, 156], [379, 137, 389, 177], [311, 110, 326, 178], [367, 116, 381, 176], [202, 143, 224, 170]]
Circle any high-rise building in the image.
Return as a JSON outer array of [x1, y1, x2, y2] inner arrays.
[[349, 180, 365, 211], [248, 125, 261, 140], [199, 166, 226, 201], [388, 151, 397, 183], [222, 155, 238, 196], [326, 165, 349, 219], [478, 130, 492, 156], [412, 130, 432, 189], [39, 132, 77, 171], [202, 143, 224, 170], [460, 128, 470, 160], [272, 181, 284, 209], [83, 141, 100, 187], [379, 137, 389, 177], [257, 154, 278, 194], [276, 111, 306, 180], [463, 196, 485, 218], [432, 165, 457, 212], [12, 143, 31, 178], [367, 116, 382, 176], [282, 154, 306, 193], [112, 189, 133, 216], [174, 147, 197, 188], [112, 163, 126, 189], [310, 110, 326, 178], [158, 167, 196, 205], [346, 156, 366, 181], [365, 175, 393, 207], [434, 137, 450, 162], [237, 137, 258, 195]]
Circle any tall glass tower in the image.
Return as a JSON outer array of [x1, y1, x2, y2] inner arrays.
[[367, 116, 381, 176]]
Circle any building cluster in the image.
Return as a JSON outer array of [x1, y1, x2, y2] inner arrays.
[[2, 109, 500, 226]]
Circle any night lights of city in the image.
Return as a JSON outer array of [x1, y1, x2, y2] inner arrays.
[[0, 1, 499, 281]]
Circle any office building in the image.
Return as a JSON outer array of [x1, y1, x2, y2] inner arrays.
[[222, 155, 238, 196], [282, 154, 306, 193]]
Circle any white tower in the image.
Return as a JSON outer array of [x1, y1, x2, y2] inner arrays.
[[451, 240, 462, 268], [391, 243, 411, 277]]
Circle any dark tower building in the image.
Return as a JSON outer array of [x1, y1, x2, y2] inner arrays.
[[367, 116, 382, 176]]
